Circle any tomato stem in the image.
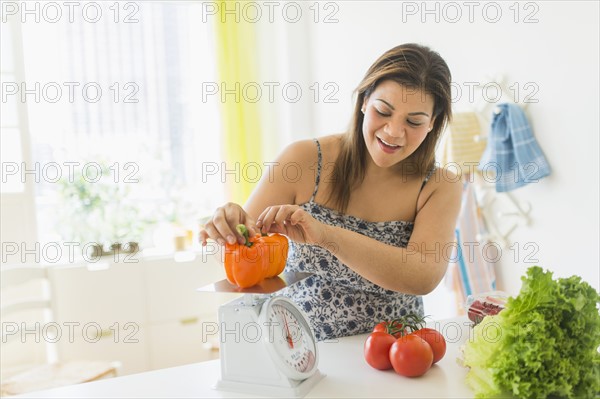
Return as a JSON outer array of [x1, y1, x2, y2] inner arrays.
[[387, 313, 428, 336]]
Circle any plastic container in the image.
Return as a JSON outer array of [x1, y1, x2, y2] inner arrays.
[[466, 291, 509, 325]]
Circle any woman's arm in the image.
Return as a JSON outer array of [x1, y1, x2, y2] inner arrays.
[[326, 171, 462, 294], [244, 139, 318, 219], [258, 168, 462, 295], [200, 139, 318, 245]]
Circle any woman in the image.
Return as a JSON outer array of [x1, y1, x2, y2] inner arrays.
[[200, 43, 462, 340]]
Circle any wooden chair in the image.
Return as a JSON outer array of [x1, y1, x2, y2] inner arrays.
[[0, 265, 120, 397]]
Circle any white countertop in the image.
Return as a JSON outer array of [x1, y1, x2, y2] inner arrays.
[[17, 318, 475, 398]]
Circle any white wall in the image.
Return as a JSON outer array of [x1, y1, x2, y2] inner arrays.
[[288, 1, 599, 297]]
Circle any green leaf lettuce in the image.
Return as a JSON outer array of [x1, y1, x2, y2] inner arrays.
[[462, 266, 600, 398]]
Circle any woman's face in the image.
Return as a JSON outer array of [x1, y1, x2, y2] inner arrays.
[[361, 80, 435, 171]]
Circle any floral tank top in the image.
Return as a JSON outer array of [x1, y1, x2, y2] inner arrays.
[[281, 139, 435, 341]]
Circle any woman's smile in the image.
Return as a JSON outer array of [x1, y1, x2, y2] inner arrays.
[[376, 136, 403, 153]]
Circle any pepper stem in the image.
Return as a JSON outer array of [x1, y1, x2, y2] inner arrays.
[[235, 224, 252, 247]]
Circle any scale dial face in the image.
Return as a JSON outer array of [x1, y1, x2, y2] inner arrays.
[[260, 296, 318, 381]]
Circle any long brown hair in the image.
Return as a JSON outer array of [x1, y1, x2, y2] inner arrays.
[[328, 43, 452, 214]]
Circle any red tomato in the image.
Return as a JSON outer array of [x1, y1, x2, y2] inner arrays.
[[363, 332, 397, 370], [372, 320, 406, 338], [389, 334, 433, 377], [412, 328, 446, 364]]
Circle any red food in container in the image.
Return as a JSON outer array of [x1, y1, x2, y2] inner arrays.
[[466, 291, 508, 325]]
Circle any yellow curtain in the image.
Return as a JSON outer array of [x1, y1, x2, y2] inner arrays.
[[213, 1, 263, 205]]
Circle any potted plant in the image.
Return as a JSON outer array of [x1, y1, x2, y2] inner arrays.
[[56, 161, 155, 257]]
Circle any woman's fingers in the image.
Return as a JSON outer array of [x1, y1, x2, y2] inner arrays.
[[199, 202, 260, 246], [289, 209, 308, 230], [258, 205, 298, 233], [202, 222, 225, 245], [257, 206, 280, 234], [199, 201, 326, 246], [210, 207, 238, 244], [198, 228, 209, 246], [256, 205, 317, 243], [289, 208, 326, 245], [213, 203, 251, 244], [274, 205, 292, 226], [244, 215, 259, 239], [202, 202, 316, 245]]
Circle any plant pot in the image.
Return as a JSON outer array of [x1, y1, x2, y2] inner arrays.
[[110, 243, 122, 253], [89, 243, 104, 258], [125, 242, 139, 253]]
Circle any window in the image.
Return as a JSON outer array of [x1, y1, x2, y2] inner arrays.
[[1, 20, 24, 194], [9, 2, 223, 252], [1, 17, 38, 249]]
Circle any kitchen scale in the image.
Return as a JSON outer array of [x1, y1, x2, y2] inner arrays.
[[198, 272, 324, 398]]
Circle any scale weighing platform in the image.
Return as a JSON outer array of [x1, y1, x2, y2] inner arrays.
[[198, 272, 325, 398]]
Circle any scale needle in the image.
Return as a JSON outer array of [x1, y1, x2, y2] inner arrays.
[[283, 314, 294, 349]]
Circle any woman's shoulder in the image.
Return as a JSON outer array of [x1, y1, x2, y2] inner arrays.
[[418, 163, 463, 204], [413, 163, 462, 214], [426, 164, 462, 188], [278, 134, 343, 164], [270, 135, 342, 205]]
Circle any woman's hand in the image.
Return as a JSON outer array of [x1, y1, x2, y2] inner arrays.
[[257, 205, 328, 246], [199, 202, 259, 246]]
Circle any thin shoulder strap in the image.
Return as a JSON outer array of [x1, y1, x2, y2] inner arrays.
[[309, 138, 322, 203], [419, 165, 437, 193]]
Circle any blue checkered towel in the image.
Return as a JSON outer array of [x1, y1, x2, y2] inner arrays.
[[479, 103, 551, 192]]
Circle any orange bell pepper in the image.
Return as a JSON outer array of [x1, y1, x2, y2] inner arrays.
[[223, 225, 288, 288], [261, 233, 289, 278]]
